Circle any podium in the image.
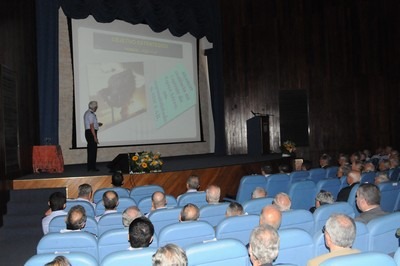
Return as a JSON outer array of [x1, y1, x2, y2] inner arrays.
[[247, 116, 270, 155]]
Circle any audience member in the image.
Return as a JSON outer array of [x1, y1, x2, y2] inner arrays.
[[206, 185, 221, 204], [42, 192, 67, 235], [273, 192, 291, 211], [278, 164, 291, 174], [336, 164, 351, 179], [389, 156, 399, 169], [185, 175, 200, 192], [336, 170, 361, 202], [60, 205, 87, 233], [261, 164, 273, 177], [355, 183, 388, 224], [259, 205, 282, 230], [307, 214, 359, 266], [111, 171, 124, 187], [128, 216, 154, 249], [152, 243, 188, 266], [362, 161, 376, 173], [309, 191, 334, 213], [301, 160, 312, 171], [225, 202, 244, 217], [150, 191, 167, 213], [75, 183, 96, 208], [337, 154, 350, 167], [378, 158, 390, 172], [252, 187, 267, 199], [351, 159, 363, 172], [248, 224, 279, 266], [319, 153, 332, 169], [179, 203, 200, 222], [122, 206, 142, 227], [45, 255, 71, 266], [95, 190, 119, 221], [374, 172, 390, 185], [350, 152, 361, 164]]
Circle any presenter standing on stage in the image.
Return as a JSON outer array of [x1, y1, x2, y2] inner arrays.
[[84, 101, 102, 171]]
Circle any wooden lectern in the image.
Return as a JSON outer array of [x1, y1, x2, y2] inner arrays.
[[247, 116, 270, 155]]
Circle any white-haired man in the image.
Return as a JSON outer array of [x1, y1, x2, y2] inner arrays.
[[248, 224, 280, 266], [84, 101, 102, 171]]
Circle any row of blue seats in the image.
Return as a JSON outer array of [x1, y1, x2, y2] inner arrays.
[[34, 211, 400, 265]]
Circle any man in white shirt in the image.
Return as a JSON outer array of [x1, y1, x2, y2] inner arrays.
[[83, 101, 102, 171], [60, 205, 87, 233], [95, 190, 119, 221], [42, 192, 67, 234]]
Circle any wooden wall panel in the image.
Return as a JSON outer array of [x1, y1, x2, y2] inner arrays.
[[220, 0, 400, 165]]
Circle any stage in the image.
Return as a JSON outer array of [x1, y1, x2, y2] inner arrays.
[[11, 153, 291, 199]]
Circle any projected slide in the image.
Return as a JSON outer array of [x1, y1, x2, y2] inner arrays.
[[72, 17, 201, 148]]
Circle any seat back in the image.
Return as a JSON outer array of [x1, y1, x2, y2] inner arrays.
[[242, 197, 274, 215], [275, 228, 314, 266], [389, 167, 400, 181], [315, 178, 341, 199], [148, 207, 183, 236], [289, 170, 310, 184], [309, 168, 327, 183], [235, 175, 267, 203], [93, 187, 130, 204], [378, 181, 400, 212], [101, 248, 158, 266], [49, 215, 98, 236], [339, 176, 348, 190], [199, 202, 230, 227], [97, 228, 129, 262], [137, 195, 177, 215], [319, 252, 396, 266], [394, 247, 400, 266], [185, 239, 251, 266], [313, 202, 355, 235], [347, 183, 360, 215], [352, 221, 369, 252], [65, 200, 95, 217], [367, 212, 400, 254], [24, 252, 98, 266], [177, 191, 208, 208], [158, 221, 215, 248], [325, 166, 339, 179], [288, 180, 317, 210], [97, 212, 124, 236], [215, 215, 259, 245], [280, 209, 314, 235], [37, 232, 98, 261], [129, 185, 164, 203], [95, 197, 136, 216], [313, 232, 329, 257], [265, 173, 290, 197], [361, 171, 376, 184]]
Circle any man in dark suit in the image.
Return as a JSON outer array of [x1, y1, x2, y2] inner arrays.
[[355, 183, 387, 224], [336, 170, 361, 202]]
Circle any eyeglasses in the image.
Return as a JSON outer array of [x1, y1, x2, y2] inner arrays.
[[322, 225, 326, 234]]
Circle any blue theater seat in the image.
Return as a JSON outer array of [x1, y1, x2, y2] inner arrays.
[[129, 185, 164, 204], [320, 252, 396, 266], [24, 252, 98, 266]]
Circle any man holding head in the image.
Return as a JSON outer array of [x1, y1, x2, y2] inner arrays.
[[128, 216, 154, 249], [248, 224, 280, 266], [307, 214, 359, 266], [206, 185, 221, 204], [84, 100, 102, 171], [60, 205, 87, 233], [355, 183, 387, 224]]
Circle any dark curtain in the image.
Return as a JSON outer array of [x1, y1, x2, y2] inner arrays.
[[36, 0, 225, 154]]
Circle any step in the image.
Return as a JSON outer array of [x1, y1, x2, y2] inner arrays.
[[5, 201, 48, 216], [2, 214, 44, 228], [9, 188, 66, 203]]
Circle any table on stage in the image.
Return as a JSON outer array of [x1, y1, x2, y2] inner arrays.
[[32, 145, 64, 173]]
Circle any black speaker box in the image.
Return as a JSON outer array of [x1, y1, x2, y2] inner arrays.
[[107, 153, 131, 173]]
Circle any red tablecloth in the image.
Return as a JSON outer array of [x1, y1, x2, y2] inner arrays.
[[32, 145, 64, 173]]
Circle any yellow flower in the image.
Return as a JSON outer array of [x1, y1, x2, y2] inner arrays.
[[132, 155, 139, 161], [141, 162, 148, 168]]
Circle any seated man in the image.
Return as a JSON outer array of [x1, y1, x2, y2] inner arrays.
[[177, 175, 200, 200], [309, 191, 334, 213], [111, 171, 125, 187], [261, 164, 273, 177], [60, 205, 87, 233], [355, 183, 388, 224], [152, 243, 188, 266], [248, 224, 279, 266], [122, 206, 143, 227], [319, 153, 332, 169], [179, 203, 200, 222], [128, 216, 154, 249], [307, 214, 359, 266], [225, 202, 244, 217], [75, 183, 96, 208], [336, 170, 361, 202], [42, 191, 67, 235], [95, 190, 119, 221], [272, 192, 291, 211], [252, 187, 267, 199], [259, 205, 282, 230], [374, 172, 390, 185], [206, 185, 221, 204]]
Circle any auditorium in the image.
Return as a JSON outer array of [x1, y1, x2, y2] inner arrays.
[[1, 0, 400, 265]]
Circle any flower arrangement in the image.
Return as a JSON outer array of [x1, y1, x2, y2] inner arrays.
[[129, 151, 163, 174], [280, 140, 296, 154]]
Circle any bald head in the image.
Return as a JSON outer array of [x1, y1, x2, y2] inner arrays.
[[66, 205, 87, 230], [260, 205, 282, 230], [347, 170, 361, 185], [152, 191, 167, 210], [179, 203, 200, 222], [273, 193, 291, 211], [206, 185, 221, 204], [103, 190, 119, 210], [252, 187, 267, 199], [122, 206, 143, 227]]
